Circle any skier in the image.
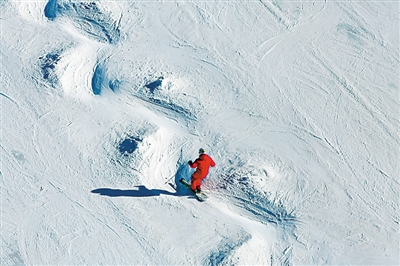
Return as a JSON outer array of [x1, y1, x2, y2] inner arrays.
[[188, 148, 216, 193]]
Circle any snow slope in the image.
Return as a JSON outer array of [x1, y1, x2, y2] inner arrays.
[[1, 1, 399, 265]]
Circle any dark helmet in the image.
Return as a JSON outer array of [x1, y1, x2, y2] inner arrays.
[[199, 148, 206, 154]]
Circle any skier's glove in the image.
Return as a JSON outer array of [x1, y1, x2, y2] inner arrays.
[[188, 160, 193, 165]]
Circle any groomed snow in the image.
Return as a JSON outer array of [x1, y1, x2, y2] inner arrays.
[[1, 1, 399, 265]]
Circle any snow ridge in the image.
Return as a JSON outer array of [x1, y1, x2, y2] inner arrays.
[[45, 0, 120, 44]]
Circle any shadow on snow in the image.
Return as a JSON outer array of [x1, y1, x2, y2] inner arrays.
[[91, 186, 177, 198], [91, 163, 195, 199]]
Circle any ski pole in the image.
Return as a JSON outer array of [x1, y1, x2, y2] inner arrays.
[[164, 163, 185, 184]]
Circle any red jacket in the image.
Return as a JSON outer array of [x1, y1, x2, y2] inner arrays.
[[189, 154, 216, 178]]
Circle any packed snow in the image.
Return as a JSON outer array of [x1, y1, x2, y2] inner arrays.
[[1, 1, 399, 265]]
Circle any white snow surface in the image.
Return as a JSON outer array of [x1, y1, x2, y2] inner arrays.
[[1, 1, 399, 265]]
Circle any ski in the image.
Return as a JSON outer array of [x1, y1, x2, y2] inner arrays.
[[179, 178, 208, 202]]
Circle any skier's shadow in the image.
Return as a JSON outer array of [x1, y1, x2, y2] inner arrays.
[[91, 186, 177, 198], [92, 163, 192, 199]]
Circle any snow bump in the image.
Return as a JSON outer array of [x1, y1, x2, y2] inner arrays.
[[44, 0, 57, 20], [205, 233, 251, 266], [91, 63, 105, 95], [91, 63, 121, 95], [145, 77, 164, 94], [39, 51, 61, 87], [118, 136, 141, 156], [44, 0, 120, 44], [219, 167, 296, 225]]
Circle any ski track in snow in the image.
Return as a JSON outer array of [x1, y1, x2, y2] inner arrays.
[[2, 1, 399, 265]]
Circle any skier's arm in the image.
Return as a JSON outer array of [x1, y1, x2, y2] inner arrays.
[[210, 157, 216, 167], [188, 160, 199, 168]]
